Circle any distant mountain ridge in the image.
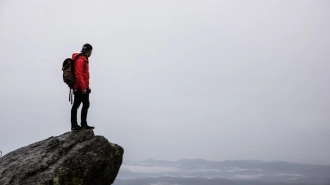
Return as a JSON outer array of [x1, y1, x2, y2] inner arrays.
[[142, 158, 329, 166]]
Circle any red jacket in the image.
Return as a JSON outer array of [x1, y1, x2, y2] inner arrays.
[[72, 53, 89, 90]]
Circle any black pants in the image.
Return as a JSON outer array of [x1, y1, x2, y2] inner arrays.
[[71, 89, 90, 126]]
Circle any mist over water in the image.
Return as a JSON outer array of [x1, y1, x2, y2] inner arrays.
[[114, 159, 330, 185]]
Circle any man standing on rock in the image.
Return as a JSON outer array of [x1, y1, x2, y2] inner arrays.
[[71, 43, 95, 131]]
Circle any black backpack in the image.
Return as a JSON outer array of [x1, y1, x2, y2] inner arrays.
[[62, 58, 76, 88], [62, 54, 83, 104]]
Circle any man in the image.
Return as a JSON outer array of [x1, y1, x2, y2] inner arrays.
[[71, 43, 95, 131]]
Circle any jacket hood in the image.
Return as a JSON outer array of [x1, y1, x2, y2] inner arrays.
[[72, 53, 87, 61]]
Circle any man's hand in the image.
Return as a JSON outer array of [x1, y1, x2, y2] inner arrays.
[[82, 89, 87, 95], [87, 87, 91, 94]]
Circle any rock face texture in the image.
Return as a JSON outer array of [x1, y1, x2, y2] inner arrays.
[[0, 130, 124, 185]]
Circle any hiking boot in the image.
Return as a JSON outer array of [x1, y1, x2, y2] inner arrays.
[[82, 124, 95, 129], [71, 124, 82, 131]]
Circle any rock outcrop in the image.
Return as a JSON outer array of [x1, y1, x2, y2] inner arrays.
[[0, 130, 124, 185]]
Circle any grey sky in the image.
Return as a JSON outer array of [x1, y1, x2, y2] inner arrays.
[[1, 0, 330, 165]]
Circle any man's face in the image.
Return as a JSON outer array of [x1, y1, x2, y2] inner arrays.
[[87, 50, 92, 57]]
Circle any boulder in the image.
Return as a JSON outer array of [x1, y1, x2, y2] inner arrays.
[[0, 130, 124, 185]]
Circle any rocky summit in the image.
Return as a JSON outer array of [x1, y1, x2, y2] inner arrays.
[[0, 130, 124, 185]]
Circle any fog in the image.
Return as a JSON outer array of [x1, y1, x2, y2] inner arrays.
[[1, 0, 330, 165]]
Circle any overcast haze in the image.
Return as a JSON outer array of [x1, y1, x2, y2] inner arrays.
[[1, 0, 330, 165]]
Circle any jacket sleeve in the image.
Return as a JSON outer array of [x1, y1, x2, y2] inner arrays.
[[75, 58, 86, 90]]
